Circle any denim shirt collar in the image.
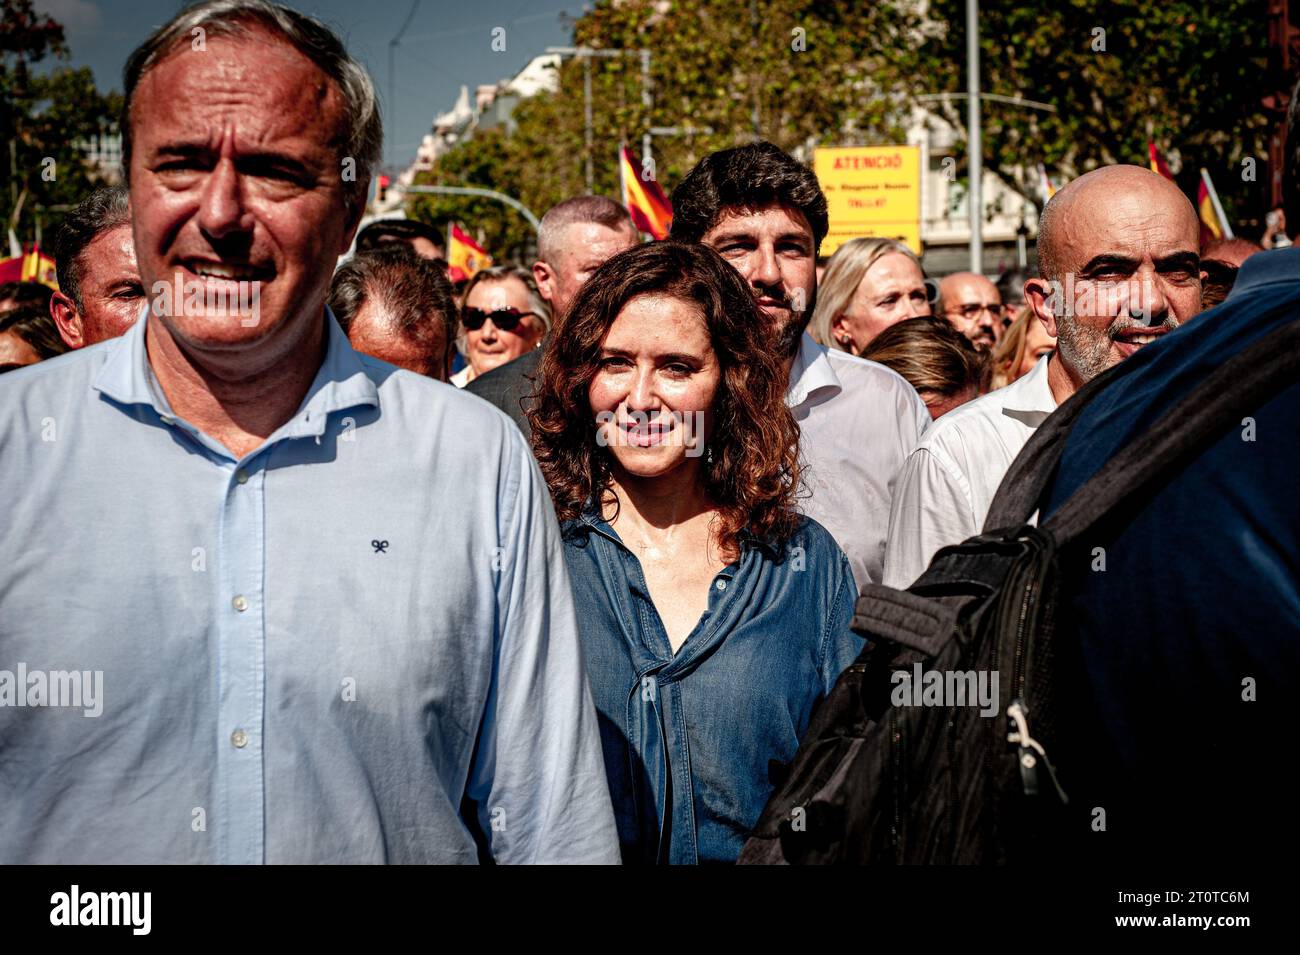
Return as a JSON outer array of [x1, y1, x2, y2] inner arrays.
[[92, 306, 380, 456]]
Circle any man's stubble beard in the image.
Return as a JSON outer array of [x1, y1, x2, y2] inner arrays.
[[773, 309, 811, 360], [1054, 313, 1181, 383], [770, 285, 816, 362]]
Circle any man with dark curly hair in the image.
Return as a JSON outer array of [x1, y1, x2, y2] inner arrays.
[[670, 142, 928, 588]]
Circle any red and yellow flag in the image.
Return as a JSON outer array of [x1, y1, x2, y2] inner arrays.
[[619, 145, 672, 240], [446, 222, 492, 283], [1197, 168, 1233, 247], [1197, 180, 1221, 244], [1037, 163, 1056, 202], [0, 243, 58, 289], [1148, 141, 1175, 181]]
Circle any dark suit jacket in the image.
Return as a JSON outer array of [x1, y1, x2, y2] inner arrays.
[[465, 347, 542, 437]]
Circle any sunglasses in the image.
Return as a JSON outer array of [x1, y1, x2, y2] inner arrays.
[[461, 306, 536, 332]]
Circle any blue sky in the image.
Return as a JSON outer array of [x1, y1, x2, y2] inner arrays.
[[34, 0, 585, 172]]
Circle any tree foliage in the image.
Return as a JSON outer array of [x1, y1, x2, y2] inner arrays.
[[408, 0, 1276, 254], [920, 0, 1272, 221], [408, 0, 927, 260], [1, 0, 122, 242]]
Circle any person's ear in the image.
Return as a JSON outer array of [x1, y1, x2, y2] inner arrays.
[[1024, 277, 1060, 340], [338, 180, 370, 255], [533, 260, 556, 303], [50, 291, 85, 349], [829, 312, 854, 348]]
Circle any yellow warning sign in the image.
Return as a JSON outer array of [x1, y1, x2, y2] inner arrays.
[[814, 145, 922, 256]]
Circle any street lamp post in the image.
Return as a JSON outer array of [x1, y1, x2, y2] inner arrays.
[[967, 0, 982, 274], [547, 46, 655, 187], [917, 89, 1056, 270], [584, 58, 594, 191], [398, 184, 541, 234]]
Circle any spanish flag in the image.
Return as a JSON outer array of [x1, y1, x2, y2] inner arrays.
[[1037, 163, 1056, 203], [619, 145, 672, 240], [1197, 168, 1233, 247], [1148, 141, 1175, 181], [446, 222, 492, 283], [0, 242, 58, 289]]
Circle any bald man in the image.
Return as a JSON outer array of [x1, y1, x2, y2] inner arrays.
[[1025, 164, 1205, 404], [938, 271, 1003, 350], [883, 165, 1204, 588]]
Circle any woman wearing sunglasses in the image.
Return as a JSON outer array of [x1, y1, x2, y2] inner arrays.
[[529, 241, 864, 864], [450, 265, 551, 387]]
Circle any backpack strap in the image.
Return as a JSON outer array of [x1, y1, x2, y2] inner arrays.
[[984, 314, 1300, 546], [851, 585, 959, 656]]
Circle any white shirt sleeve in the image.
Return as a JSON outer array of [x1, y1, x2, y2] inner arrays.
[[882, 445, 981, 590], [467, 428, 621, 864]]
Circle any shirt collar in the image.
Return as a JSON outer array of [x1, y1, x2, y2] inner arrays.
[[785, 331, 841, 411], [93, 306, 380, 441], [1226, 246, 1300, 301], [995, 353, 1057, 428], [1005, 354, 1056, 412]]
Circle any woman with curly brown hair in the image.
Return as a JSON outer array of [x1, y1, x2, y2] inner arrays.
[[529, 241, 864, 864]]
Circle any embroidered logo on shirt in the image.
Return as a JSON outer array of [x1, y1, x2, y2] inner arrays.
[[371, 540, 389, 553]]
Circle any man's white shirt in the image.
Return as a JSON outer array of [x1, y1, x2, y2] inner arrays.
[[788, 332, 929, 588], [882, 356, 1057, 589]]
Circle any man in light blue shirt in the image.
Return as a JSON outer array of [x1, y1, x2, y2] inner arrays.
[[0, 0, 618, 864]]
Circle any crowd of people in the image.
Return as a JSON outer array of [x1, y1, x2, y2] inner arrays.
[[0, 0, 1293, 866]]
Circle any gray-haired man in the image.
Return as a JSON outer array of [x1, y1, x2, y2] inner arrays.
[[48, 185, 145, 348], [468, 195, 638, 432], [0, 0, 617, 864], [329, 245, 458, 381]]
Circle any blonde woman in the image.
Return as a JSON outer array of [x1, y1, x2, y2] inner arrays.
[[809, 237, 930, 354], [990, 305, 1056, 391], [451, 265, 551, 387]]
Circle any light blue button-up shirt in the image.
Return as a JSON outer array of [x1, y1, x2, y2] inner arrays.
[[0, 311, 619, 864]]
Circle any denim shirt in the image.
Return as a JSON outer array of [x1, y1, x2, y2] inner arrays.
[[562, 510, 864, 864]]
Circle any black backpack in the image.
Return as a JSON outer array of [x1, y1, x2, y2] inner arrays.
[[738, 316, 1300, 865]]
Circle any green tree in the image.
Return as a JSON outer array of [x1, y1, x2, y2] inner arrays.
[[408, 0, 927, 256], [408, 0, 1274, 252], [920, 0, 1271, 222], [2, 0, 122, 244]]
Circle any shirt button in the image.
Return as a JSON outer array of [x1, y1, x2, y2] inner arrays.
[[715, 579, 727, 591], [235, 469, 249, 484], [232, 595, 248, 612], [231, 729, 249, 749]]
